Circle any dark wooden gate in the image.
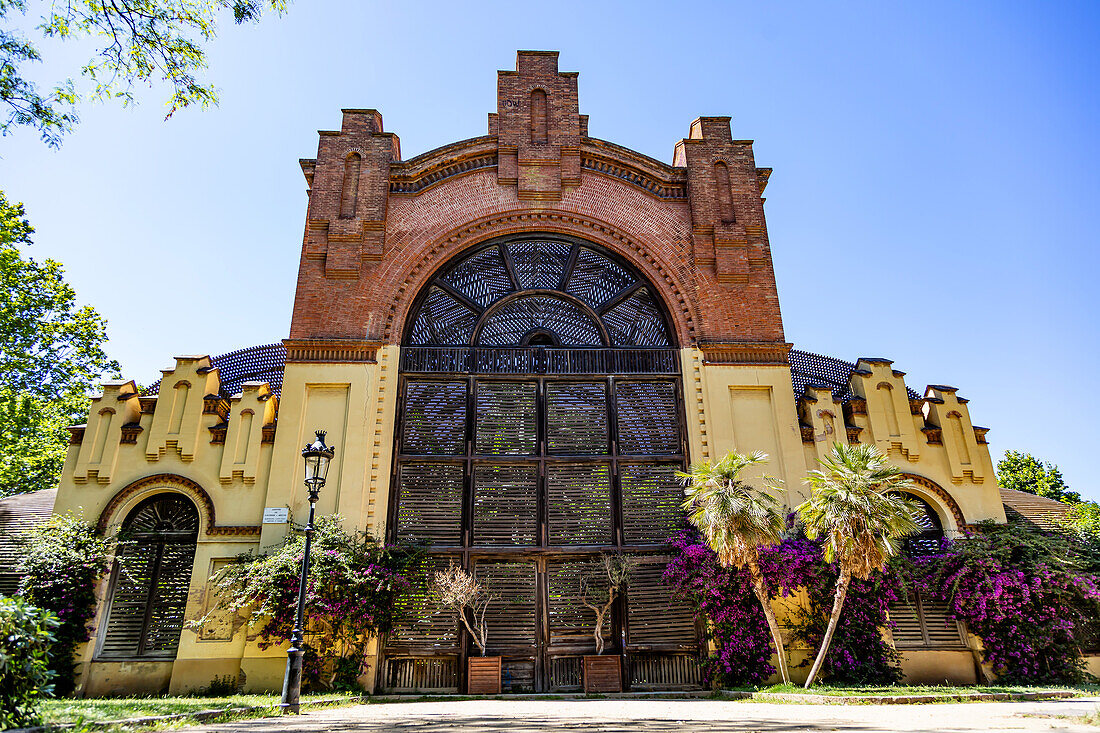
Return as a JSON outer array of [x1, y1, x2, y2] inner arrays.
[[383, 236, 701, 692]]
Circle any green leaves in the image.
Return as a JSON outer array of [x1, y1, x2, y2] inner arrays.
[[996, 450, 1079, 504], [2, 0, 288, 146], [679, 450, 785, 569], [0, 191, 118, 497], [0, 596, 60, 728], [797, 443, 922, 579]]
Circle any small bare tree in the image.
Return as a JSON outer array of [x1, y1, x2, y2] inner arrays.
[[579, 553, 636, 655], [430, 565, 494, 656]]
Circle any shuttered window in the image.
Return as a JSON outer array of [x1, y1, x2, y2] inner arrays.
[[627, 561, 696, 648], [616, 381, 680, 455], [547, 464, 612, 545], [402, 381, 466, 455], [100, 495, 198, 659], [889, 595, 967, 648], [475, 382, 537, 455], [476, 561, 537, 651], [473, 465, 538, 546], [396, 463, 464, 545], [546, 382, 608, 454], [620, 464, 684, 544]]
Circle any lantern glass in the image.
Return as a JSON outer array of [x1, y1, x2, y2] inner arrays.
[[301, 430, 334, 488]]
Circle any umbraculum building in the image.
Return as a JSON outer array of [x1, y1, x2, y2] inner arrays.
[[52, 52, 1011, 695]]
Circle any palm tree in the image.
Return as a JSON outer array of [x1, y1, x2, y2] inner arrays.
[[796, 442, 921, 688], [680, 450, 791, 685]]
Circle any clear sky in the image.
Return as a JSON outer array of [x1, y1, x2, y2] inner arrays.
[[4, 1, 1098, 498]]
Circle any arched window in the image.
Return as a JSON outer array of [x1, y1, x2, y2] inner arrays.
[[900, 493, 943, 555], [530, 89, 548, 144], [339, 153, 361, 219], [99, 494, 199, 659]]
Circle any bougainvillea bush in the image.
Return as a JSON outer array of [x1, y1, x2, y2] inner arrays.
[[911, 521, 1100, 685], [665, 531, 901, 687], [668, 518, 1100, 688], [204, 516, 415, 691], [15, 513, 110, 696]]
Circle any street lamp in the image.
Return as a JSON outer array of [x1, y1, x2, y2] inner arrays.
[[280, 429, 335, 714]]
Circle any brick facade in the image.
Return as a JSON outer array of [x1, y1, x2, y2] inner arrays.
[[289, 51, 785, 352]]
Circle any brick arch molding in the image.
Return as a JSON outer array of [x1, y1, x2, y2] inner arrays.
[[901, 473, 968, 531], [381, 210, 701, 347], [96, 474, 261, 537]]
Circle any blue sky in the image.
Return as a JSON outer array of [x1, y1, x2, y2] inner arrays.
[[4, 1, 1098, 498]]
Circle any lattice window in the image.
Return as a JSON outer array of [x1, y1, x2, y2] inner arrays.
[[565, 247, 633, 309], [100, 495, 198, 659], [411, 287, 479, 346], [627, 560, 696, 648], [443, 246, 513, 308], [508, 240, 572, 290], [473, 465, 538, 546], [395, 463, 464, 545], [889, 594, 967, 648], [475, 382, 537, 455], [547, 560, 599, 650], [545, 381, 608, 454], [476, 561, 537, 651], [547, 464, 613, 545], [402, 381, 466, 455], [616, 381, 681, 455], [901, 494, 945, 556], [477, 296, 604, 347], [603, 288, 669, 347], [388, 554, 459, 650], [620, 464, 684, 544]]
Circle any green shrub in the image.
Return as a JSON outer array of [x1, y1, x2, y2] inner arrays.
[[0, 595, 60, 728], [16, 512, 110, 696]]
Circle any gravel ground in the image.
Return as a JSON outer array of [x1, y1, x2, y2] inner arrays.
[[179, 697, 1100, 733]]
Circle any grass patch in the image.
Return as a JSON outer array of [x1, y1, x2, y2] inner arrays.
[[751, 683, 1093, 698], [41, 692, 359, 726]]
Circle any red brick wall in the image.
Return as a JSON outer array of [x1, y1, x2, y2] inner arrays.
[[289, 51, 785, 348]]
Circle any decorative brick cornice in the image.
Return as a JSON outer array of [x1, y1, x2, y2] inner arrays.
[[846, 398, 868, 416], [699, 342, 792, 365], [581, 154, 687, 199], [202, 395, 229, 419], [902, 473, 967, 530], [800, 424, 814, 443], [261, 424, 277, 444], [97, 474, 261, 537], [208, 423, 228, 444], [283, 339, 381, 364], [68, 425, 86, 445], [846, 425, 862, 444], [909, 398, 924, 415], [139, 397, 157, 414], [973, 426, 989, 445]]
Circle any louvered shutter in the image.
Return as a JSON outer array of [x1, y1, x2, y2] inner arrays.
[[477, 561, 537, 652], [546, 560, 599, 650], [475, 382, 537, 455], [620, 464, 684, 544], [546, 382, 608, 454], [890, 595, 967, 648], [921, 600, 967, 647], [627, 561, 696, 648], [615, 382, 680, 455], [402, 381, 466, 455], [142, 543, 196, 655], [547, 464, 612, 545], [389, 555, 459, 650], [888, 601, 926, 648], [473, 465, 538, 546], [396, 463, 464, 545], [101, 544, 159, 657]]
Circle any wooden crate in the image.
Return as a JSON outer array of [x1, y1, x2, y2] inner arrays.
[[583, 655, 622, 693], [467, 656, 502, 694]]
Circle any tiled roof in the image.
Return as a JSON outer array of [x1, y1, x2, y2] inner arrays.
[[788, 349, 921, 402], [1000, 487, 1073, 531], [0, 489, 57, 595]]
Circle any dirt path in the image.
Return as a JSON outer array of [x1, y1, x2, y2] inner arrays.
[[179, 697, 1100, 733]]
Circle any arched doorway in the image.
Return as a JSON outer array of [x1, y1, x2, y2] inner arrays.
[[98, 494, 199, 659], [386, 234, 699, 693]]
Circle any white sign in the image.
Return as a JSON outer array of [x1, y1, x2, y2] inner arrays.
[[262, 507, 289, 524]]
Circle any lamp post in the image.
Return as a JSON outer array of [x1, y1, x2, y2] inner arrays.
[[280, 429, 335, 714]]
